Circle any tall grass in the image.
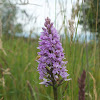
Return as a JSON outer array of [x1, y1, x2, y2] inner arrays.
[[0, 33, 99, 100]]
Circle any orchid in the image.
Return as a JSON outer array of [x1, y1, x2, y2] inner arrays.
[[37, 17, 70, 100]]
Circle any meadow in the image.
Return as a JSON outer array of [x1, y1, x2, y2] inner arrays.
[[0, 34, 99, 100], [0, 0, 100, 99]]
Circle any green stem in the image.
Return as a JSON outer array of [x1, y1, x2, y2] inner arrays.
[[53, 86, 58, 100]]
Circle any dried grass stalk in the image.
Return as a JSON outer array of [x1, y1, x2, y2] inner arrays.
[[27, 80, 35, 100], [0, 97, 4, 100], [0, 16, 2, 38], [89, 72, 97, 100], [68, 20, 75, 45]]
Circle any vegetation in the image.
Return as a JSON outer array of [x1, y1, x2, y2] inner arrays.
[[1, 0, 23, 35], [72, 0, 100, 39], [0, 34, 99, 100], [0, 0, 100, 100]]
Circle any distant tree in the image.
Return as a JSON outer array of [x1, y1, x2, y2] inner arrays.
[[72, 0, 100, 39], [0, 0, 23, 35]]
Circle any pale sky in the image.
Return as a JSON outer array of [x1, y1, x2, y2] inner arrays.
[[16, 0, 82, 35]]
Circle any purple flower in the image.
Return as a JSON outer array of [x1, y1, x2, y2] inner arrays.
[[37, 17, 69, 86], [39, 78, 52, 87]]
